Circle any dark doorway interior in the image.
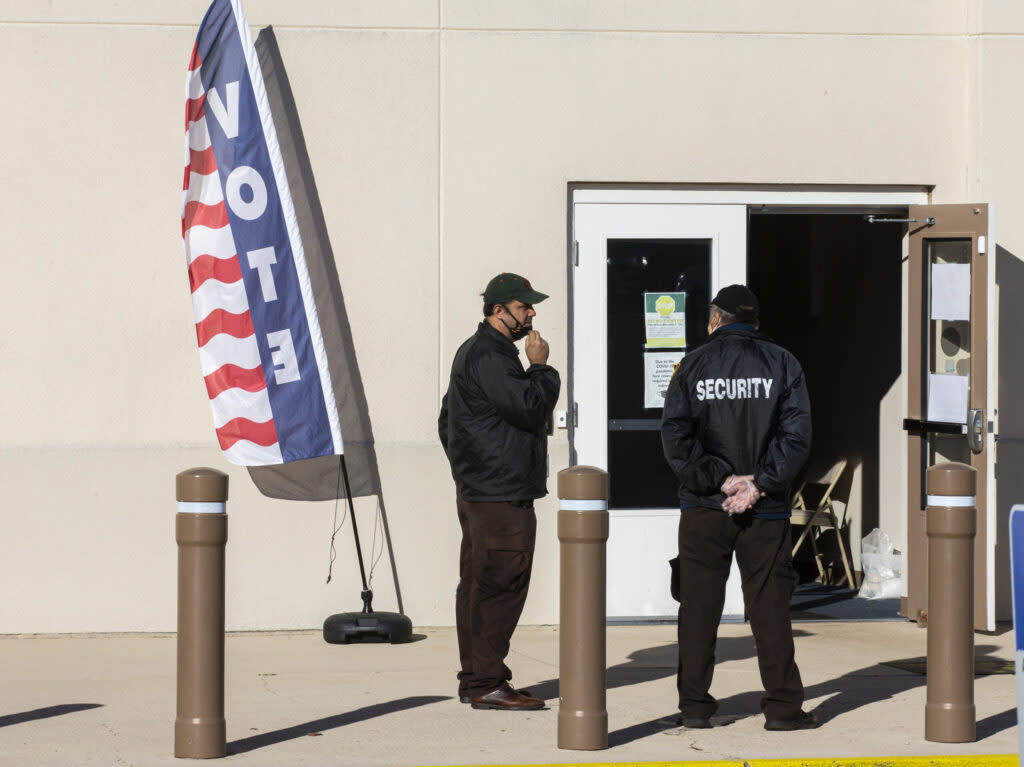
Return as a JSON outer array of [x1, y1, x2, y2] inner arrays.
[[747, 212, 903, 591]]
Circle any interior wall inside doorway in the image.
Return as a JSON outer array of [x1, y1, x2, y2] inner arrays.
[[748, 213, 904, 584]]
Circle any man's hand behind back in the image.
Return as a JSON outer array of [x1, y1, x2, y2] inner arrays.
[[721, 474, 762, 515], [525, 330, 549, 365]]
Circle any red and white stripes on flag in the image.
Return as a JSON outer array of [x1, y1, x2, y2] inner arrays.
[[183, 44, 281, 465], [181, 0, 343, 466]]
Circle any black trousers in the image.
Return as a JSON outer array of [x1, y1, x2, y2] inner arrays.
[[677, 507, 803, 721], [455, 496, 537, 697]]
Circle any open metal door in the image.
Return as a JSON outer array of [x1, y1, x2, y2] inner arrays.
[[904, 203, 996, 631]]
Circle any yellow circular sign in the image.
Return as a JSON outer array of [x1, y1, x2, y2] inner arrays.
[[655, 295, 675, 315]]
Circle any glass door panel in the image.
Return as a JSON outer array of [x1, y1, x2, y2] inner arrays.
[[923, 239, 972, 480], [606, 239, 711, 508]]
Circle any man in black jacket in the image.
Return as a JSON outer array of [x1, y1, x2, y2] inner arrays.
[[661, 284, 818, 731], [439, 272, 561, 711]]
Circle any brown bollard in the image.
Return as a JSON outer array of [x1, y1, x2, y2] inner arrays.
[[925, 462, 977, 743], [557, 466, 609, 750], [175, 468, 229, 759]]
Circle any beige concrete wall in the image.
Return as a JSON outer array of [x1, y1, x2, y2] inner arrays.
[[0, 14, 451, 632], [979, 0, 1024, 34], [0, 1, 439, 27], [441, 1, 967, 34], [1, 1, 1016, 631], [0, 442, 564, 633]]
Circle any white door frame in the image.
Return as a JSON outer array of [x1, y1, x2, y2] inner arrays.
[[573, 202, 747, 618], [569, 186, 930, 620]]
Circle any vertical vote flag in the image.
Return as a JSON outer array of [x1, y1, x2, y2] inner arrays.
[[181, 0, 343, 465]]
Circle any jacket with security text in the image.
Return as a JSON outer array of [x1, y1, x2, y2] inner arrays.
[[439, 322, 561, 502], [661, 324, 811, 518]]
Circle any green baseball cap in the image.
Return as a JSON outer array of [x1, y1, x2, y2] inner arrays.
[[482, 273, 549, 304]]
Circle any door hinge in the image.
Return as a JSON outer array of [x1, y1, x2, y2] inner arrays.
[[978, 235, 986, 254], [572, 402, 578, 428], [573, 240, 579, 266]]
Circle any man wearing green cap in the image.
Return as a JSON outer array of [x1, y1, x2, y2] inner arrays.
[[439, 273, 561, 711]]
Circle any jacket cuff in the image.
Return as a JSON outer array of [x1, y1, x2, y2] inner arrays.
[[753, 473, 777, 495]]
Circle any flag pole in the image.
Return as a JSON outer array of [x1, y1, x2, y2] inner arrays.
[[338, 455, 372, 612], [323, 455, 413, 644]]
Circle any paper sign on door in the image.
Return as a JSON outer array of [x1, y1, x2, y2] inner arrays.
[[644, 292, 687, 348], [927, 373, 969, 424], [931, 263, 970, 321], [644, 352, 685, 409]]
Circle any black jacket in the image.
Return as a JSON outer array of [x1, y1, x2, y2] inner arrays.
[[661, 324, 811, 517], [439, 322, 561, 502]]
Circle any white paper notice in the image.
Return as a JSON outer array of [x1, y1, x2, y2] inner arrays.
[[927, 373, 969, 424], [931, 263, 970, 321], [644, 352, 685, 409]]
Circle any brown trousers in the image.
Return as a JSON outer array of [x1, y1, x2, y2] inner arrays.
[[455, 496, 537, 697], [677, 507, 804, 721]]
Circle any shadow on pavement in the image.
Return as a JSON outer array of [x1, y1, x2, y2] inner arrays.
[[805, 643, 1008, 728], [709, 643, 1009, 732], [606, 639, 1013, 747], [527, 629, 798, 702], [228, 696, 448, 754], [608, 713, 689, 747], [977, 708, 1017, 739], [0, 703, 103, 728]]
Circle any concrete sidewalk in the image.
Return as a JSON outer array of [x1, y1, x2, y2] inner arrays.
[[0, 621, 1017, 766]]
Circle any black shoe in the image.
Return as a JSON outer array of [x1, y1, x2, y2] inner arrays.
[[680, 716, 712, 729], [764, 710, 819, 731]]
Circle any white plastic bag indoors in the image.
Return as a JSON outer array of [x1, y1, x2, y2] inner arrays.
[[857, 528, 902, 599]]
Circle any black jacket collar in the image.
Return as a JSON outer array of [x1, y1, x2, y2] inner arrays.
[[711, 323, 771, 343], [477, 320, 518, 356]]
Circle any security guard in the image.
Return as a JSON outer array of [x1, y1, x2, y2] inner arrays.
[[661, 284, 817, 731]]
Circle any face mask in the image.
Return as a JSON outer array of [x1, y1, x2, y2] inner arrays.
[[499, 304, 531, 341]]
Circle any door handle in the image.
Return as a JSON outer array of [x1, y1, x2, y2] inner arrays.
[[968, 408, 984, 454], [902, 418, 967, 436]]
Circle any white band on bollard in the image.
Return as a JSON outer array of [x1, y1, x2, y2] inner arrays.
[[177, 502, 227, 515], [559, 499, 608, 511], [926, 495, 976, 508]]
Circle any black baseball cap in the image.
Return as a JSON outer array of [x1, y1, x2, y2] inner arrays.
[[482, 273, 549, 305], [710, 284, 759, 321]]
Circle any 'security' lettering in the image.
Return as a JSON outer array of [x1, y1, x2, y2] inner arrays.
[[695, 378, 773, 401]]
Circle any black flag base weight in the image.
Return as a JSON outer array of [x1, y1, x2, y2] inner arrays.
[[323, 589, 412, 644], [323, 457, 411, 644]]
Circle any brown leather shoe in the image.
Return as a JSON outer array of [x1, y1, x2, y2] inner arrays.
[[470, 682, 544, 711], [460, 687, 532, 704]]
